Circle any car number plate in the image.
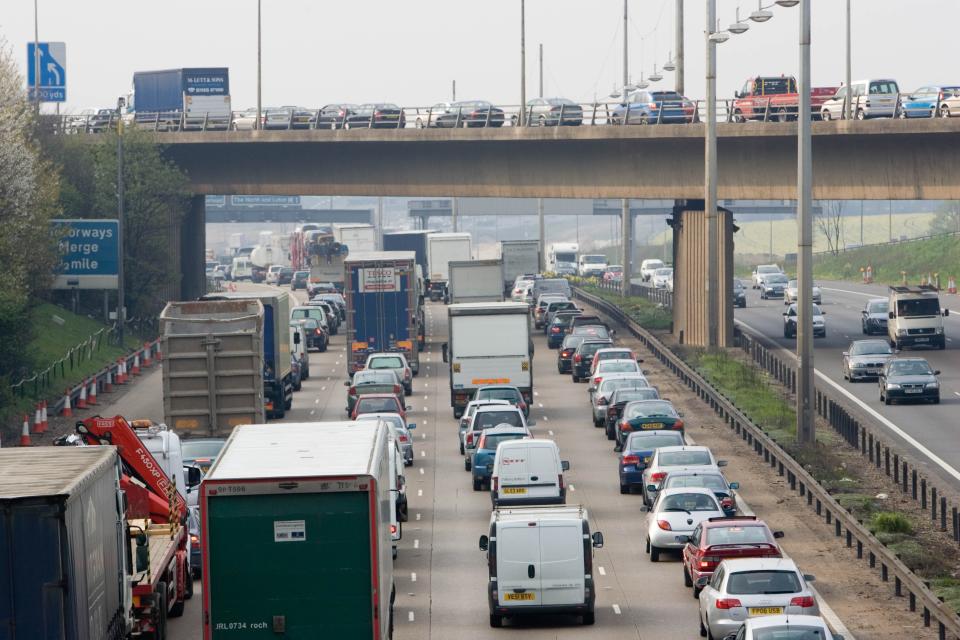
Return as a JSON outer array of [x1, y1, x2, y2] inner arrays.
[[905, 388, 922, 394], [642, 423, 665, 430], [505, 593, 535, 601], [915, 337, 929, 342], [675, 535, 688, 542], [502, 487, 527, 495], [643, 456, 652, 463], [749, 607, 784, 616]]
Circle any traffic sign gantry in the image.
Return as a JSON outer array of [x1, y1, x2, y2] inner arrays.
[[26, 42, 66, 102]]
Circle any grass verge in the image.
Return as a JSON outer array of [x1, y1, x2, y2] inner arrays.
[[574, 282, 672, 331], [813, 234, 960, 285]]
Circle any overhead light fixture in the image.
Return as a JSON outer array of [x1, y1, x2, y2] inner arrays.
[[663, 51, 676, 72], [729, 7, 750, 34], [709, 31, 731, 43], [750, 0, 773, 21], [636, 72, 649, 90], [775, 0, 800, 7], [649, 64, 663, 83]]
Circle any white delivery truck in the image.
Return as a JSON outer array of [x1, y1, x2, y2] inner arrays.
[[334, 223, 378, 253], [888, 285, 950, 350], [426, 232, 473, 301], [479, 505, 604, 628], [448, 259, 505, 304], [443, 302, 532, 418], [500, 240, 541, 293], [547, 243, 579, 275], [577, 254, 609, 278]]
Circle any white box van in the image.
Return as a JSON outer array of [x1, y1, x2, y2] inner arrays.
[[491, 439, 569, 507], [888, 285, 949, 350], [479, 504, 604, 627], [231, 256, 253, 281]]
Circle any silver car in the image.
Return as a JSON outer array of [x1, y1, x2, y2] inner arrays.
[[458, 399, 511, 454], [644, 487, 724, 561], [698, 558, 820, 639], [642, 445, 727, 506], [783, 280, 822, 305], [723, 614, 840, 640], [356, 412, 416, 466], [590, 374, 650, 427], [861, 298, 888, 335], [842, 339, 894, 381]]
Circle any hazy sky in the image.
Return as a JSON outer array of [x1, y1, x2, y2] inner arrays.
[[3, 1, 958, 111]]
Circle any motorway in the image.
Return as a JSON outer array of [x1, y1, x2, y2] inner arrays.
[[730, 279, 960, 490], [86, 282, 923, 639]]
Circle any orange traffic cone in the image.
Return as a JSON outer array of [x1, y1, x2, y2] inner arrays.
[[77, 379, 87, 409], [38, 401, 48, 433], [62, 389, 73, 417], [19, 415, 31, 446], [104, 368, 113, 392], [143, 342, 153, 367], [131, 353, 141, 376], [88, 377, 98, 405], [33, 404, 42, 434], [154, 340, 163, 361], [117, 359, 127, 384]]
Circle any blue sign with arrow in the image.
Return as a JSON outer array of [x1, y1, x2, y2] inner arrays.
[[26, 42, 66, 102]]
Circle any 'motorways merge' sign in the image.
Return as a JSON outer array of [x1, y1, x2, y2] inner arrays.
[[52, 219, 119, 289]]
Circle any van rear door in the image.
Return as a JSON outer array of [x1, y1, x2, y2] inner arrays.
[[524, 445, 561, 502], [497, 523, 542, 607], [538, 520, 586, 606]]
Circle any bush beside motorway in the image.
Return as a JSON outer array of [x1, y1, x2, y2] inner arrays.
[[571, 280, 672, 331], [813, 234, 960, 285]]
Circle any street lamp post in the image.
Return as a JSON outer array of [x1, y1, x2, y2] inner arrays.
[[796, 0, 815, 444], [621, 0, 630, 297], [705, 0, 720, 347], [675, 0, 684, 95], [520, 0, 526, 127], [845, 0, 852, 120], [33, 0, 41, 109], [116, 97, 126, 346], [256, 0, 262, 130]]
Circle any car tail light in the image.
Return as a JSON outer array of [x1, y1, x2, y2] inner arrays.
[[393, 384, 401, 394], [648, 102, 658, 109], [715, 598, 742, 610], [466, 433, 475, 446], [315, 328, 322, 335], [790, 596, 816, 608], [657, 519, 672, 531], [190, 534, 199, 544], [390, 524, 398, 534], [593, 376, 602, 385], [622, 454, 641, 465], [574, 354, 582, 363], [550, 327, 560, 333], [720, 497, 734, 510], [619, 420, 632, 433], [398, 434, 409, 443], [650, 471, 667, 482], [673, 420, 684, 431], [492, 477, 498, 491], [700, 556, 720, 569]]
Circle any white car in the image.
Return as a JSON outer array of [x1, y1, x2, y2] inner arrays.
[[751, 264, 783, 289], [640, 259, 665, 282], [820, 78, 901, 121], [698, 558, 820, 639], [511, 280, 534, 302], [784, 280, 822, 305], [463, 404, 530, 471], [723, 614, 840, 640], [644, 487, 724, 562], [458, 399, 511, 454], [642, 445, 727, 506], [264, 265, 283, 284], [652, 268, 674, 289]]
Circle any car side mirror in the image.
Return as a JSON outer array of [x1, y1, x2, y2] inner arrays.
[[343, 380, 351, 386], [734, 91, 741, 99], [861, 310, 868, 316], [803, 573, 816, 582], [695, 576, 710, 588], [935, 370, 942, 376], [561, 460, 570, 471], [592, 531, 604, 548], [185, 465, 203, 489], [773, 530, 785, 539], [407, 423, 416, 430], [293, 332, 301, 345], [944, 309, 950, 317], [479, 534, 489, 551], [717, 460, 728, 467], [888, 311, 895, 319], [646, 484, 657, 493], [729, 481, 740, 490], [588, 386, 597, 393], [637, 358, 644, 363], [442, 343, 449, 363], [526, 419, 537, 427], [642, 369, 651, 376]]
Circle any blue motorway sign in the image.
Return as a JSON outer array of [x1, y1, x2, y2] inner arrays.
[[26, 42, 66, 102], [52, 219, 119, 289]]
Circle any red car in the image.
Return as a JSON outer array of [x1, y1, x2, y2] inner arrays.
[[681, 516, 784, 596], [350, 393, 408, 421], [732, 75, 838, 123]]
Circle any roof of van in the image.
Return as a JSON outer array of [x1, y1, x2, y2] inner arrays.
[[449, 301, 529, 315], [492, 504, 589, 524], [206, 421, 385, 481], [495, 437, 557, 449]]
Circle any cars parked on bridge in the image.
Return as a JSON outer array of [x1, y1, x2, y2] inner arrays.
[[900, 86, 960, 119], [345, 103, 406, 129], [842, 339, 894, 382], [879, 357, 940, 405], [782, 303, 826, 338], [435, 101, 505, 128], [820, 79, 901, 120], [316, 103, 358, 129], [610, 90, 698, 125], [733, 76, 836, 122], [526, 97, 584, 126]]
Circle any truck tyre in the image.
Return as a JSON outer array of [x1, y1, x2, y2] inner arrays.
[[155, 583, 169, 639], [489, 614, 503, 628], [454, 408, 463, 419], [583, 611, 596, 626], [284, 396, 293, 411], [473, 477, 482, 491]]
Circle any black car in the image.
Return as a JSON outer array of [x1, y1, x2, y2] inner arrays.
[[435, 100, 505, 128], [345, 103, 405, 129], [316, 103, 358, 129], [557, 335, 587, 373], [277, 267, 295, 286], [604, 387, 662, 440], [879, 358, 940, 405], [300, 317, 328, 352], [733, 279, 747, 308], [571, 339, 614, 383], [291, 270, 310, 290]]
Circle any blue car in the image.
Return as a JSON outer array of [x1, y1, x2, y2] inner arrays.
[[610, 90, 698, 125], [901, 86, 960, 119], [470, 425, 530, 491], [617, 430, 685, 494], [546, 312, 580, 348]]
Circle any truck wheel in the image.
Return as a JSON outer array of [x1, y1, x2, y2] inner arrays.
[[285, 396, 293, 410], [274, 400, 286, 419], [473, 477, 482, 491], [489, 614, 503, 628], [155, 583, 169, 639]]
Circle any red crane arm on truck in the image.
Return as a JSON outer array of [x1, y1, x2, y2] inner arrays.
[[76, 415, 186, 522]]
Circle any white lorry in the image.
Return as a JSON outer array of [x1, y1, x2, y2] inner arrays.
[[427, 232, 473, 301], [888, 285, 949, 350], [547, 242, 579, 275], [334, 223, 377, 254], [577, 254, 609, 278], [443, 302, 532, 418], [500, 240, 541, 293], [448, 259, 505, 304]]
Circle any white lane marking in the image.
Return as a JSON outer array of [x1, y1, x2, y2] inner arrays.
[[321, 386, 326, 391], [414, 539, 420, 549], [419, 468, 424, 475], [543, 416, 549, 422], [411, 572, 417, 582], [421, 450, 426, 457], [309, 410, 315, 416], [534, 391, 539, 396], [569, 484, 575, 492], [418, 489, 423, 497], [548, 430, 555, 436], [538, 402, 544, 408], [424, 395, 428, 400], [408, 611, 415, 622], [422, 433, 427, 440], [612, 604, 622, 615], [598, 566, 606, 576], [416, 513, 421, 521], [314, 398, 320, 405]]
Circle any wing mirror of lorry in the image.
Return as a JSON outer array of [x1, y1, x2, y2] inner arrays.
[[935, 370, 942, 376], [441, 343, 449, 363], [293, 332, 301, 345], [695, 576, 710, 588], [407, 423, 416, 430], [717, 460, 728, 467], [591, 531, 604, 549], [561, 460, 570, 471], [888, 311, 895, 319], [803, 574, 816, 582], [184, 465, 203, 489], [773, 530, 785, 539], [479, 534, 489, 551], [944, 309, 950, 317]]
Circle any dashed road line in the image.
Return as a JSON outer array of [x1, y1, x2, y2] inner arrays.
[[598, 566, 606, 576], [612, 604, 622, 615], [411, 572, 417, 582], [408, 612, 415, 622]]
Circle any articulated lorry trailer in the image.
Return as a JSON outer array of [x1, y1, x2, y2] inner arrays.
[[160, 299, 266, 436], [345, 251, 421, 375], [132, 67, 231, 130], [201, 421, 395, 639], [448, 259, 505, 304]]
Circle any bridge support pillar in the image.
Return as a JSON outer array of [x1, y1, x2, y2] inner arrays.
[[180, 195, 207, 301], [671, 203, 734, 347]]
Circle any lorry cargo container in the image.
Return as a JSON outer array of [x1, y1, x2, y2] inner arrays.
[[334, 223, 378, 253], [0, 447, 126, 640], [426, 233, 473, 301], [201, 421, 395, 640], [448, 259, 505, 304], [160, 299, 266, 436], [382, 230, 434, 277], [133, 67, 231, 130], [443, 302, 533, 418], [345, 251, 420, 375], [201, 291, 293, 419], [547, 242, 579, 274], [500, 240, 540, 293]]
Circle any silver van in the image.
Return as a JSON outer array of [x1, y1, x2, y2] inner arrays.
[[532, 278, 572, 302]]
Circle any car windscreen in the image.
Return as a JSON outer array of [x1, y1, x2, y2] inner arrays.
[[664, 474, 727, 491], [599, 362, 639, 374], [614, 388, 660, 403], [625, 432, 684, 450], [582, 255, 606, 264], [355, 371, 397, 384], [562, 336, 586, 349], [726, 570, 801, 595], [849, 341, 892, 356], [357, 397, 398, 413], [660, 450, 712, 466], [867, 300, 888, 313], [757, 266, 780, 274], [660, 493, 719, 512], [477, 388, 520, 402], [291, 308, 323, 320], [603, 378, 649, 394], [369, 357, 404, 369], [554, 314, 578, 327], [475, 411, 523, 429], [897, 297, 940, 317], [625, 401, 677, 418], [481, 433, 526, 450], [888, 360, 933, 376], [753, 628, 829, 640], [655, 268, 673, 276], [548, 302, 578, 312], [766, 275, 788, 284], [572, 327, 611, 339], [645, 261, 664, 269], [580, 342, 610, 357], [706, 526, 771, 546]]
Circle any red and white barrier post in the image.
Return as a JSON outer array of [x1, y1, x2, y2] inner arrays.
[[143, 342, 153, 367], [77, 379, 88, 409], [19, 415, 31, 446], [131, 352, 141, 376], [33, 404, 42, 434], [39, 401, 48, 433], [88, 377, 98, 405], [62, 389, 73, 417]]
